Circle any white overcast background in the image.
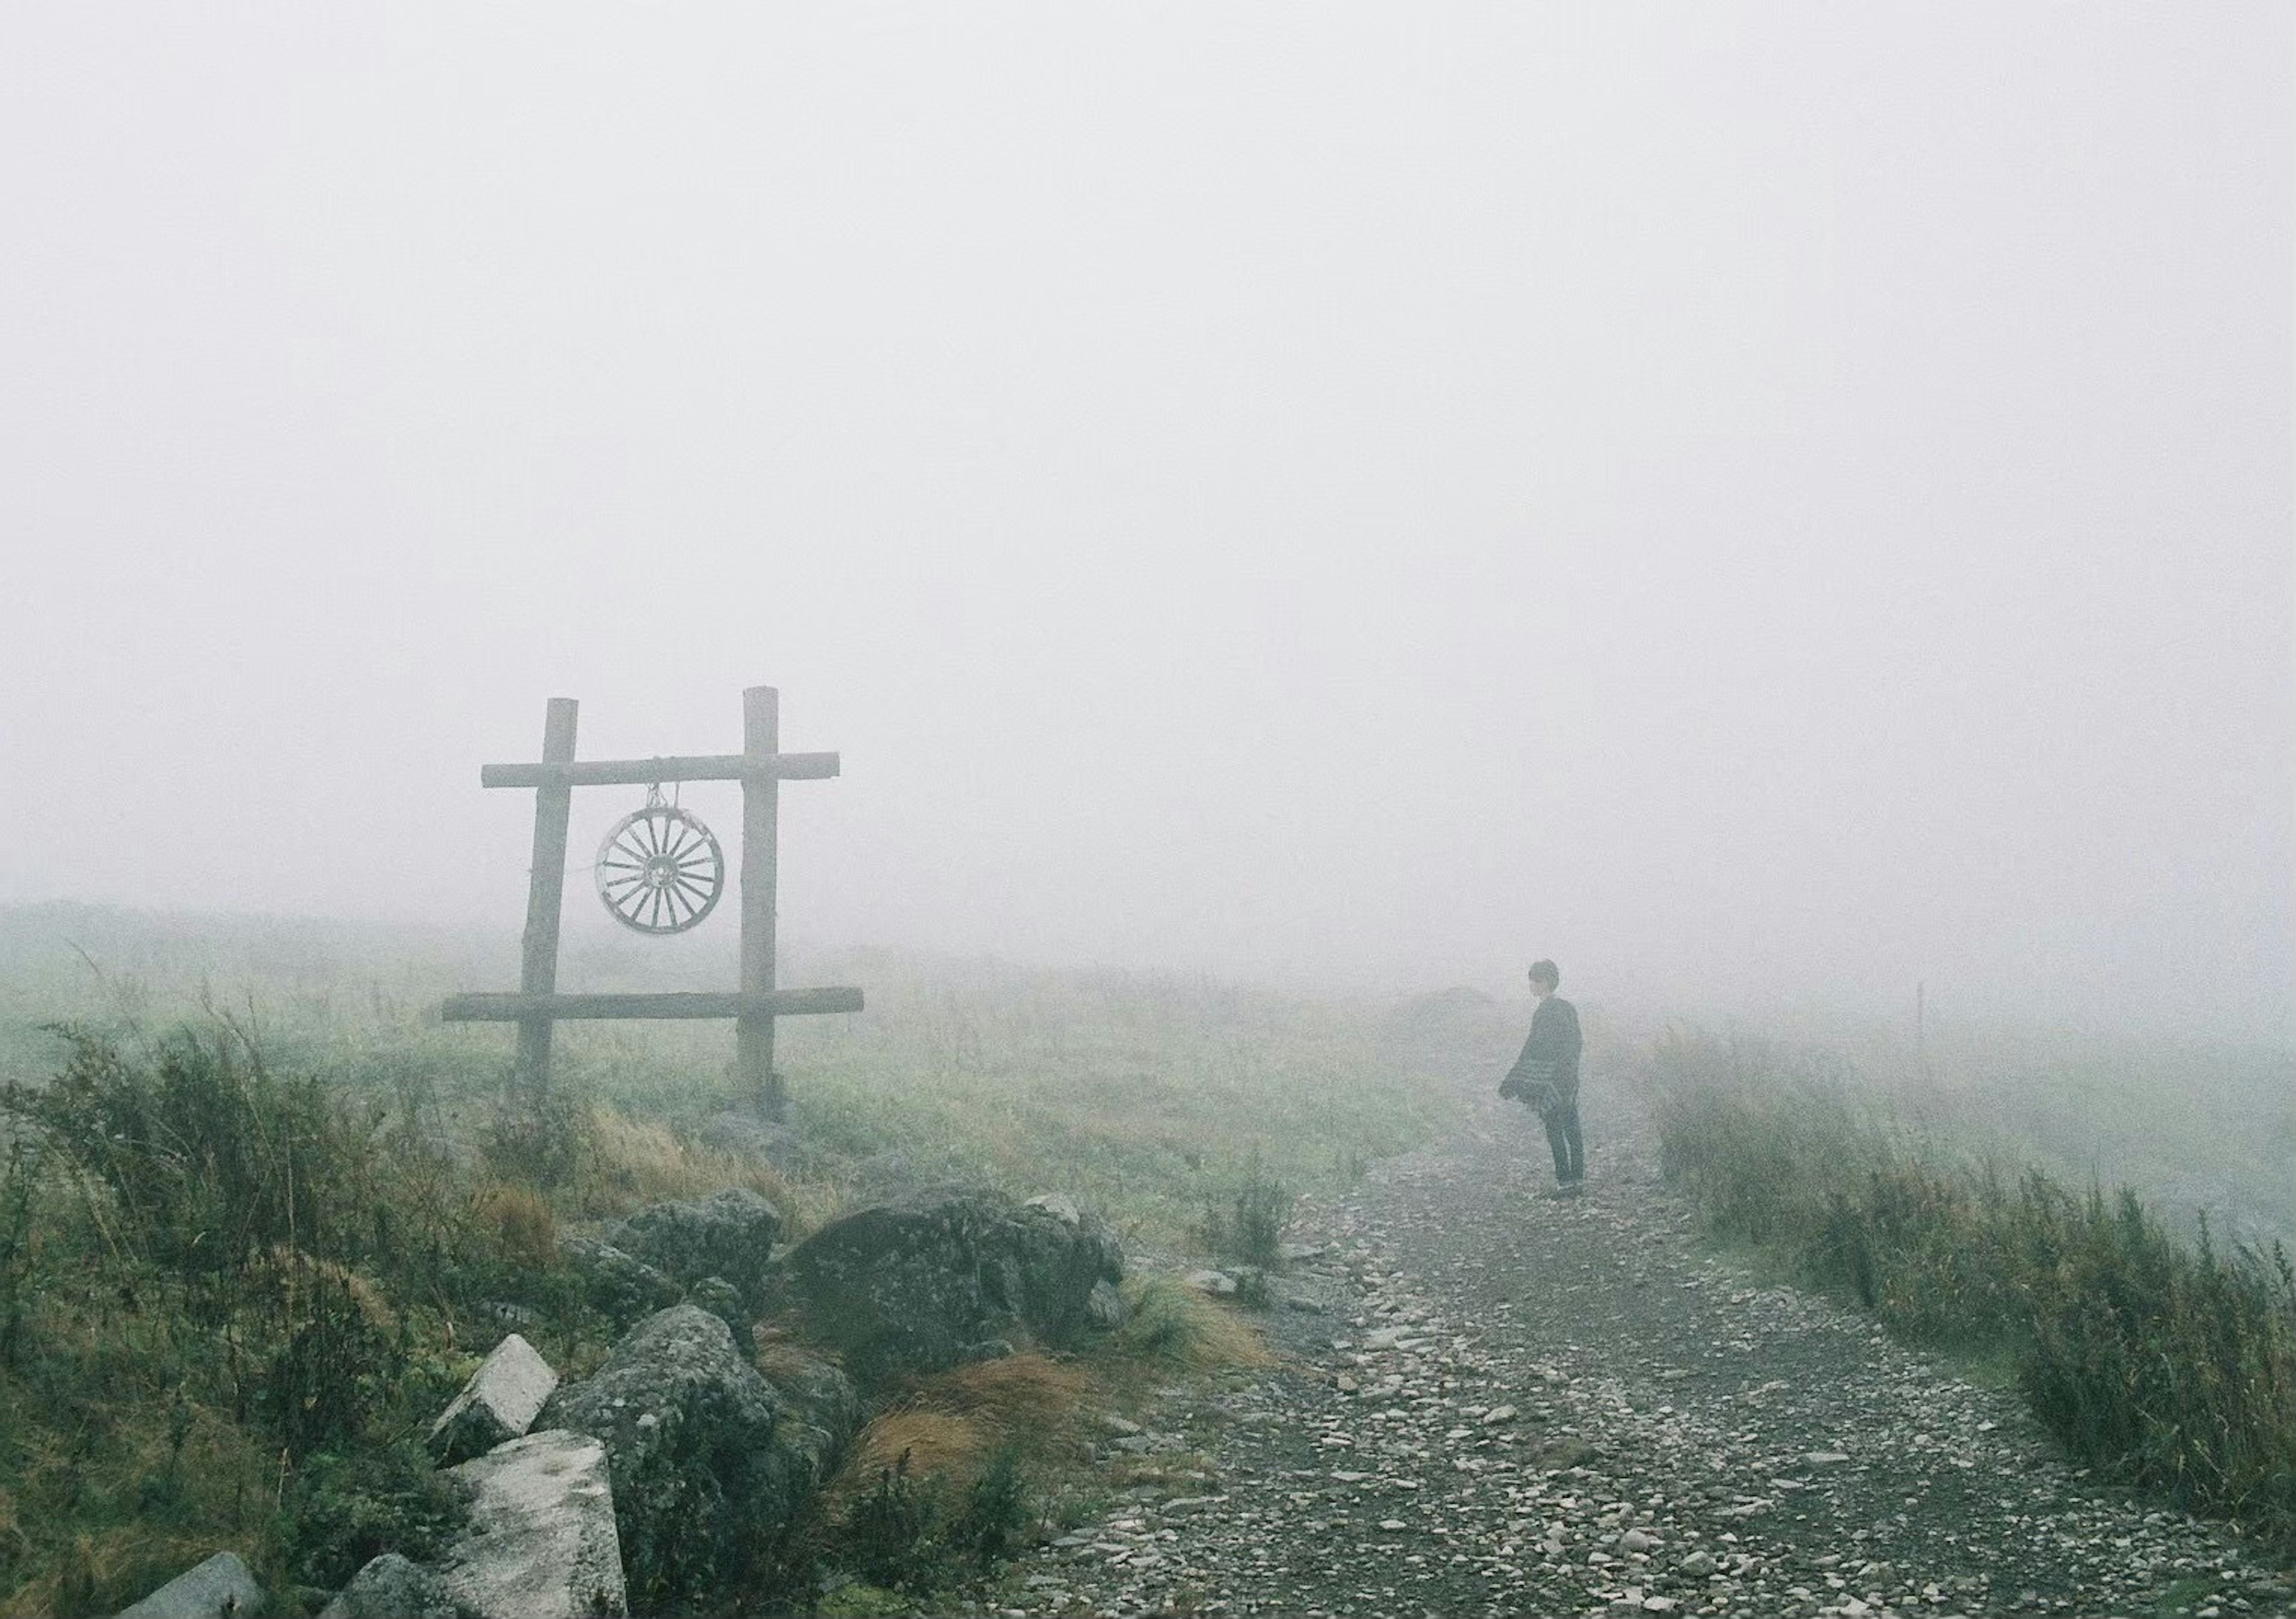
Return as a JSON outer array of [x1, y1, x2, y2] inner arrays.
[[1, 7, 2288, 1041]]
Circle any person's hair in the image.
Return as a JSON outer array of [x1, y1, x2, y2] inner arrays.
[[1528, 960, 1560, 989]]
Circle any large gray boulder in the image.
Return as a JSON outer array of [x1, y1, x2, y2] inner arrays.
[[440, 1430, 625, 1619], [429, 1333, 558, 1465], [536, 1305, 842, 1613], [317, 1553, 461, 1619], [770, 1185, 1125, 1384], [603, 1187, 781, 1309], [116, 1551, 264, 1618]]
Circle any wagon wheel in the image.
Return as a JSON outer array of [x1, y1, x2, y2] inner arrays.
[[595, 805, 725, 934]]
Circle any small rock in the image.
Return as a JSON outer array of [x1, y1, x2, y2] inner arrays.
[[1086, 1277, 1128, 1329], [1186, 1269, 1239, 1297], [1802, 1450, 1853, 1470], [117, 1552, 264, 1619], [1025, 1193, 1082, 1226], [1481, 1404, 1518, 1426], [1159, 1495, 1224, 1517], [317, 1553, 459, 1619], [1620, 1528, 1656, 1553], [428, 1332, 558, 1465]]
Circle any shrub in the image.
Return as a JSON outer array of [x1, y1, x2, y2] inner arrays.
[[3, 1028, 399, 1284], [839, 1449, 939, 1591], [1199, 1151, 1292, 1269], [254, 1253, 402, 1459], [480, 1081, 588, 1192], [944, 1446, 1029, 1570], [280, 1441, 462, 1592]]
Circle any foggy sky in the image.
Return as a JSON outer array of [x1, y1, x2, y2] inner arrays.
[[2, 6, 2289, 1042]]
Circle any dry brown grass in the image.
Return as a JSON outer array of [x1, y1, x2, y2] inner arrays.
[[1106, 1276, 1272, 1372], [824, 1352, 1095, 1508], [827, 1410, 997, 1504], [577, 1107, 840, 1232], [469, 1181, 558, 1270], [922, 1352, 1091, 1432]]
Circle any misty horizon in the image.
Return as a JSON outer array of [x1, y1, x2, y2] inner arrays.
[[3, 7, 2289, 1046]]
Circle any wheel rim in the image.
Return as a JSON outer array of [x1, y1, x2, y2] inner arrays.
[[595, 806, 725, 934]]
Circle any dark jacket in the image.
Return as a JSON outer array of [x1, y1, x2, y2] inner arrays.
[[1506, 995, 1583, 1101]]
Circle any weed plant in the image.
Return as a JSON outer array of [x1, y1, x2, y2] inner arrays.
[[1198, 1151, 1293, 1269], [1650, 1030, 2296, 1558]]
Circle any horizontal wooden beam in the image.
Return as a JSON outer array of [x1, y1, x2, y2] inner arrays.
[[480, 752, 840, 789], [440, 988, 865, 1022]]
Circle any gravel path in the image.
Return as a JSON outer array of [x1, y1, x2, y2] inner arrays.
[[991, 1089, 2292, 1619]]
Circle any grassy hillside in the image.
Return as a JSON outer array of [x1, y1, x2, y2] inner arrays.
[[0, 903, 1461, 1615]]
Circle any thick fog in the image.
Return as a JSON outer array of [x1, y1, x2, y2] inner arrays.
[[1, 7, 2288, 1042]]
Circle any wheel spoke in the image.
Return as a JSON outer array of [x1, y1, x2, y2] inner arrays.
[[595, 808, 726, 933]]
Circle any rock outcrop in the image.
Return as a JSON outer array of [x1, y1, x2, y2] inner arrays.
[[538, 1305, 846, 1612], [439, 1430, 625, 1619], [428, 1333, 558, 1465], [116, 1551, 264, 1619], [770, 1185, 1125, 1384], [603, 1187, 781, 1309]]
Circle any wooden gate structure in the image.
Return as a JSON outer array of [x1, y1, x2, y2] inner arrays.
[[441, 685, 861, 1120]]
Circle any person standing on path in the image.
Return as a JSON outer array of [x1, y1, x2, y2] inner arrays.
[[1501, 958, 1584, 1195]]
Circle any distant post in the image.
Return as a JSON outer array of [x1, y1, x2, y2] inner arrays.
[[515, 698, 578, 1094], [738, 685, 783, 1120]]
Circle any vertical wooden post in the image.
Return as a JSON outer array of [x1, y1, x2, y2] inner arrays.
[[737, 685, 783, 1119], [515, 698, 579, 1095]]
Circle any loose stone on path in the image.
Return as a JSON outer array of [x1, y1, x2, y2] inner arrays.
[[990, 1077, 2292, 1619]]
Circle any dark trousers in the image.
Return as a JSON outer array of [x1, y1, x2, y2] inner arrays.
[[1543, 1097, 1584, 1183]]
